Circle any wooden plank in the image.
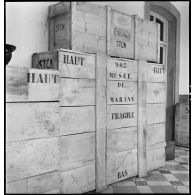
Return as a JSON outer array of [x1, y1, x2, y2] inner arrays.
[[58, 50, 95, 79], [107, 57, 138, 81], [142, 63, 166, 83], [106, 5, 111, 56], [107, 81, 137, 105], [6, 66, 28, 102], [147, 82, 166, 103], [108, 9, 135, 58], [146, 142, 166, 151], [180, 104, 189, 119], [59, 132, 95, 165], [147, 123, 165, 146], [137, 44, 157, 62], [60, 78, 95, 106], [7, 171, 59, 194], [27, 69, 60, 101], [60, 163, 95, 193], [107, 127, 137, 154], [72, 9, 106, 37], [6, 137, 58, 182], [179, 95, 190, 105], [6, 179, 28, 194], [134, 15, 138, 60], [95, 54, 107, 191], [147, 147, 165, 171], [137, 60, 147, 177], [74, 2, 106, 18], [6, 102, 59, 142], [109, 39, 134, 59], [48, 2, 70, 18], [138, 18, 157, 33], [59, 106, 95, 136], [54, 13, 71, 48], [32, 51, 58, 70], [71, 31, 106, 54], [147, 103, 166, 125], [107, 150, 137, 185], [107, 104, 137, 130]]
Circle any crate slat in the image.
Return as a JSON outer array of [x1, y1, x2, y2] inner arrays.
[[107, 150, 137, 185], [6, 137, 58, 182], [6, 102, 59, 142]]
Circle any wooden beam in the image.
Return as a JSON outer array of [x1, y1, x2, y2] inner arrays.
[[95, 54, 107, 191], [137, 60, 147, 177]]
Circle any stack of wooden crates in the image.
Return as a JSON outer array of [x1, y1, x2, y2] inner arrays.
[[6, 2, 167, 193]]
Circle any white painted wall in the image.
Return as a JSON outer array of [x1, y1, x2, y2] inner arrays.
[[171, 2, 189, 95], [6, 1, 189, 94]]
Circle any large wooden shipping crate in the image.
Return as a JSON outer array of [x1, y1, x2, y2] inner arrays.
[[58, 49, 96, 193], [48, 2, 107, 54], [6, 51, 167, 193], [6, 67, 60, 193], [48, 2, 159, 63], [106, 57, 138, 184], [175, 95, 189, 147], [139, 61, 167, 171], [106, 7, 160, 62]]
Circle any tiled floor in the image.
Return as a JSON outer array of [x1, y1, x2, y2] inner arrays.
[[88, 146, 190, 194]]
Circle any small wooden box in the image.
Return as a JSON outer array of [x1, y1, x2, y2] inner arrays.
[[175, 97, 189, 147], [48, 2, 106, 53], [107, 7, 160, 62]]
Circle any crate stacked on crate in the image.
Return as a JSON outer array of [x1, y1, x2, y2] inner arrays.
[[6, 67, 60, 194], [6, 1, 164, 193], [175, 95, 189, 147]]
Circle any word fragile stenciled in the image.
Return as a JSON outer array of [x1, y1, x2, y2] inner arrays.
[[111, 112, 134, 120], [27, 73, 60, 84]]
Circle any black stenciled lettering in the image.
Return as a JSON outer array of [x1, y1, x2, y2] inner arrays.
[[27, 73, 35, 83], [37, 74, 43, 83]]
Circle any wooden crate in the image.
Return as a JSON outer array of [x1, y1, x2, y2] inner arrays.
[[175, 99, 189, 147], [48, 2, 106, 53], [106, 56, 138, 183], [6, 66, 60, 102], [107, 7, 160, 62]]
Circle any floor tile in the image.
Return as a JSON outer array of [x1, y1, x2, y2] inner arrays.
[[175, 158, 186, 163], [165, 165, 188, 171], [150, 186, 179, 193], [112, 186, 140, 193], [134, 181, 147, 186], [170, 170, 189, 174], [170, 181, 184, 186], [166, 161, 180, 165], [137, 186, 153, 193], [112, 181, 136, 186], [159, 170, 171, 174], [173, 174, 189, 181], [174, 186, 189, 193], [147, 181, 171, 186], [147, 173, 167, 181], [162, 174, 179, 181]]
